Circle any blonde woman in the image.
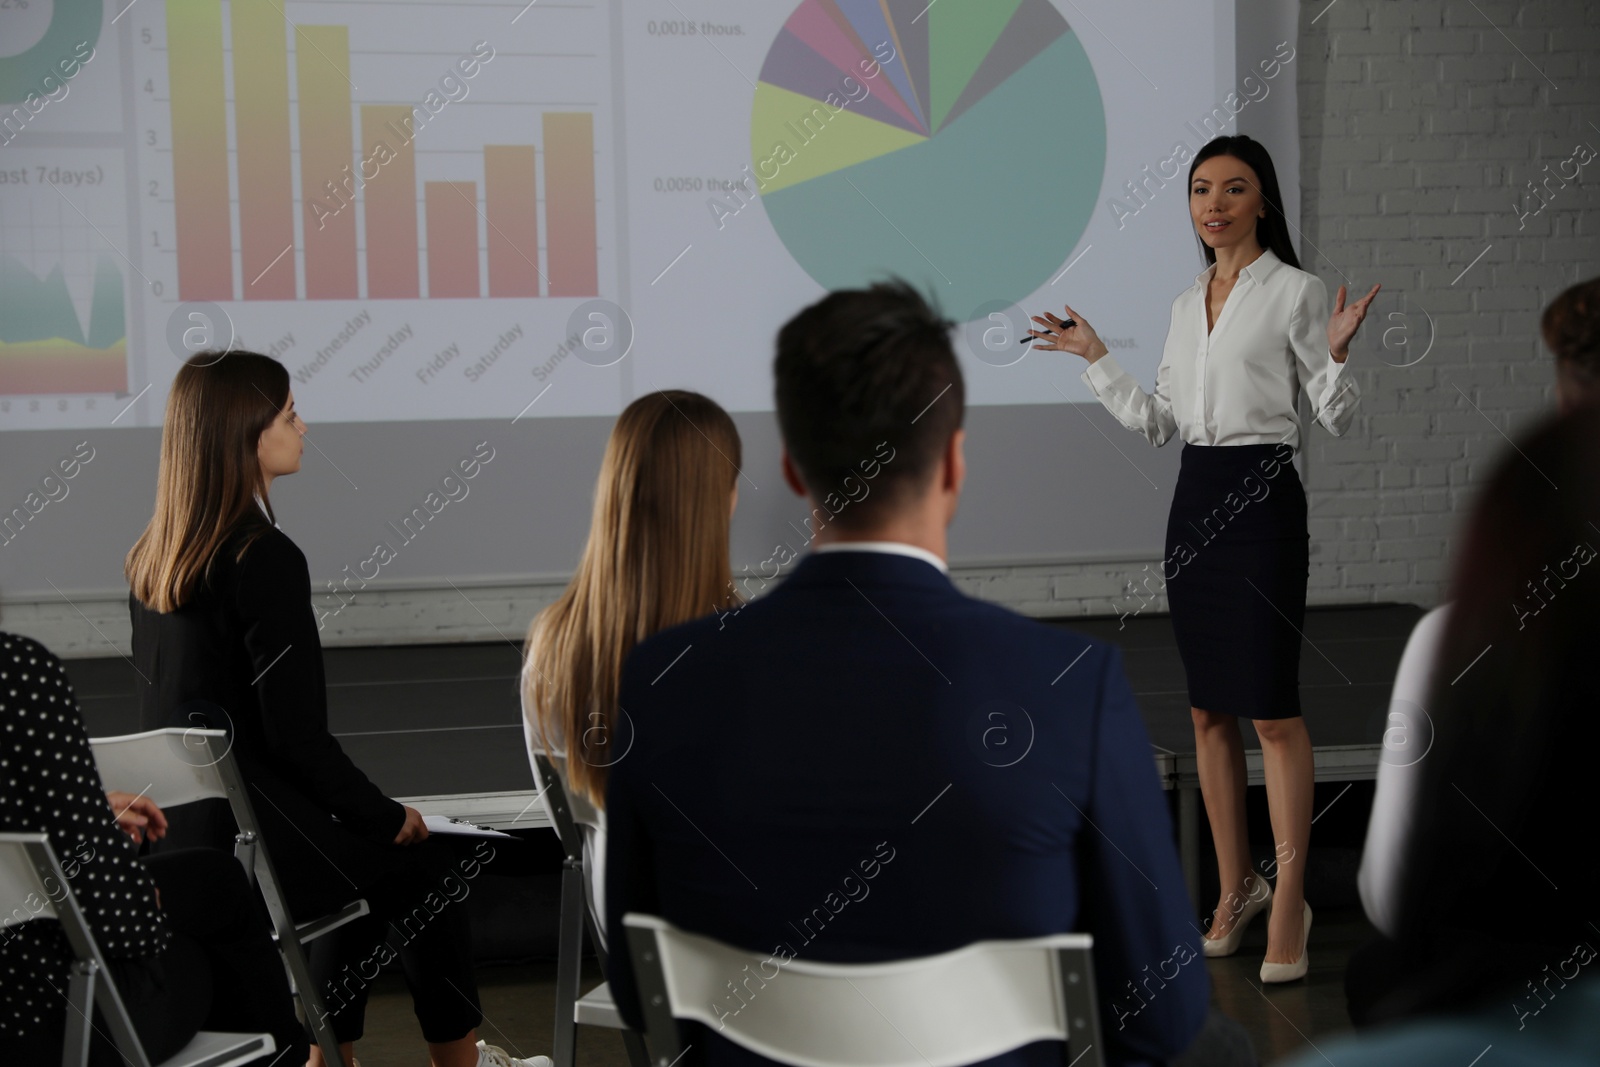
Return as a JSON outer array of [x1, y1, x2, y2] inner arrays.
[[521, 390, 742, 943]]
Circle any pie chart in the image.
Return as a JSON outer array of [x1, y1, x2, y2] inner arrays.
[[753, 0, 1106, 322]]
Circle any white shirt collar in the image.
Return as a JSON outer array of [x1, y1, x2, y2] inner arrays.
[[814, 540, 949, 574], [1193, 246, 1283, 289]]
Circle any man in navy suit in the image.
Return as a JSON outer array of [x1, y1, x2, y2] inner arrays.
[[605, 281, 1215, 1066]]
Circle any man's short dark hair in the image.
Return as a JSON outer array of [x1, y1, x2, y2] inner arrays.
[[774, 279, 965, 530], [1545, 276, 1600, 375]]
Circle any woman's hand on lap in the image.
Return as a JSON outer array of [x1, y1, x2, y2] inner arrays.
[[106, 790, 168, 845], [394, 804, 429, 845]]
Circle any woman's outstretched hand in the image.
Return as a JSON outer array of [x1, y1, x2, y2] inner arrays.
[[1328, 283, 1382, 363], [1027, 304, 1108, 364]]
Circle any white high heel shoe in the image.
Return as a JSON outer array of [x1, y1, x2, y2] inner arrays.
[[1201, 874, 1273, 957], [1259, 901, 1312, 983]]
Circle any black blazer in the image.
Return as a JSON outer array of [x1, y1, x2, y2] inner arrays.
[[605, 549, 1207, 1067], [129, 523, 403, 841]]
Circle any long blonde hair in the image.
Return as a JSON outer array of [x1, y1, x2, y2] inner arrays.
[[524, 390, 742, 807], [126, 352, 288, 612]]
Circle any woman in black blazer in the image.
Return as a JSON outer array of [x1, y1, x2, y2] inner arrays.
[[126, 352, 544, 1067]]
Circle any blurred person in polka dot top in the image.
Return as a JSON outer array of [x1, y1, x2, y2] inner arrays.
[[0, 631, 304, 1065]]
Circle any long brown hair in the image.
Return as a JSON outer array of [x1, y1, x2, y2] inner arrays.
[[523, 390, 742, 807], [126, 351, 289, 612], [1389, 405, 1600, 1012]]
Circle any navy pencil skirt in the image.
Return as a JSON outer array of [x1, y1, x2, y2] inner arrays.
[[1164, 442, 1308, 719]]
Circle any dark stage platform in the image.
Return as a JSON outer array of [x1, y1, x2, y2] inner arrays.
[[65, 601, 1426, 901]]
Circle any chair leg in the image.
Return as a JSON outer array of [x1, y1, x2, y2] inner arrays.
[[278, 925, 346, 1066], [233, 831, 258, 889], [620, 1027, 652, 1067], [66, 959, 154, 1067], [249, 849, 345, 1066], [63, 962, 96, 1067], [579, 872, 646, 1067], [552, 861, 585, 1067]]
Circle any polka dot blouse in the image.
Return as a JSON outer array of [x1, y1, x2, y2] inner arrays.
[[0, 632, 169, 1039]]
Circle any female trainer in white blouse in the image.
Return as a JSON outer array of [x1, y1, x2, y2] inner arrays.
[[1029, 135, 1380, 983]]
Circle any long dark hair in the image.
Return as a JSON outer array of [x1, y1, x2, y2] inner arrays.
[[1187, 135, 1300, 270], [1388, 405, 1600, 1011], [126, 351, 288, 612]]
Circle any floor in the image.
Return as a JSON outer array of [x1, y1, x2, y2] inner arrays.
[[354, 906, 1377, 1065]]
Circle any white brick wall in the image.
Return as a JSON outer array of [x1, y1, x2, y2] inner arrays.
[[10, 1, 1598, 658], [1295, 0, 1599, 610]]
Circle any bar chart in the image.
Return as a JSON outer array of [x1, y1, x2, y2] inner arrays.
[[149, 0, 607, 304]]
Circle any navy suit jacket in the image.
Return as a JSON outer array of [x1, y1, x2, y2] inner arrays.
[[605, 550, 1207, 1066]]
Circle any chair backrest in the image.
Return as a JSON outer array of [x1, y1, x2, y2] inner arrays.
[[0, 836, 49, 931], [88, 724, 341, 1065], [89, 728, 232, 810], [0, 833, 158, 1067], [531, 751, 601, 863], [1, 832, 66, 929], [532, 751, 613, 958], [623, 914, 1104, 1067]]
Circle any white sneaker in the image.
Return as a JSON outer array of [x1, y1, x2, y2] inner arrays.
[[475, 1039, 554, 1067]]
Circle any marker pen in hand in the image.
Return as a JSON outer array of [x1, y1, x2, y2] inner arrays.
[[1021, 318, 1076, 343]]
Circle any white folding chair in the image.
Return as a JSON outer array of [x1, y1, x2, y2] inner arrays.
[[90, 726, 368, 1066], [624, 914, 1105, 1067], [531, 752, 649, 1067], [0, 831, 275, 1067]]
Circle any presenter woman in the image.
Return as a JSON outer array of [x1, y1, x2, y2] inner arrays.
[[127, 352, 546, 1067], [1029, 135, 1379, 982]]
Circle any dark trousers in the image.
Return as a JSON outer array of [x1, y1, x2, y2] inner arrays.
[[250, 777, 484, 1044], [142, 849, 307, 1061], [6, 848, 305, 1067]]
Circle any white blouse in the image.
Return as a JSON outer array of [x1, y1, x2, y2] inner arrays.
[[1080, 248, 1360, 450], [1358, 603, 1450, 940]]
